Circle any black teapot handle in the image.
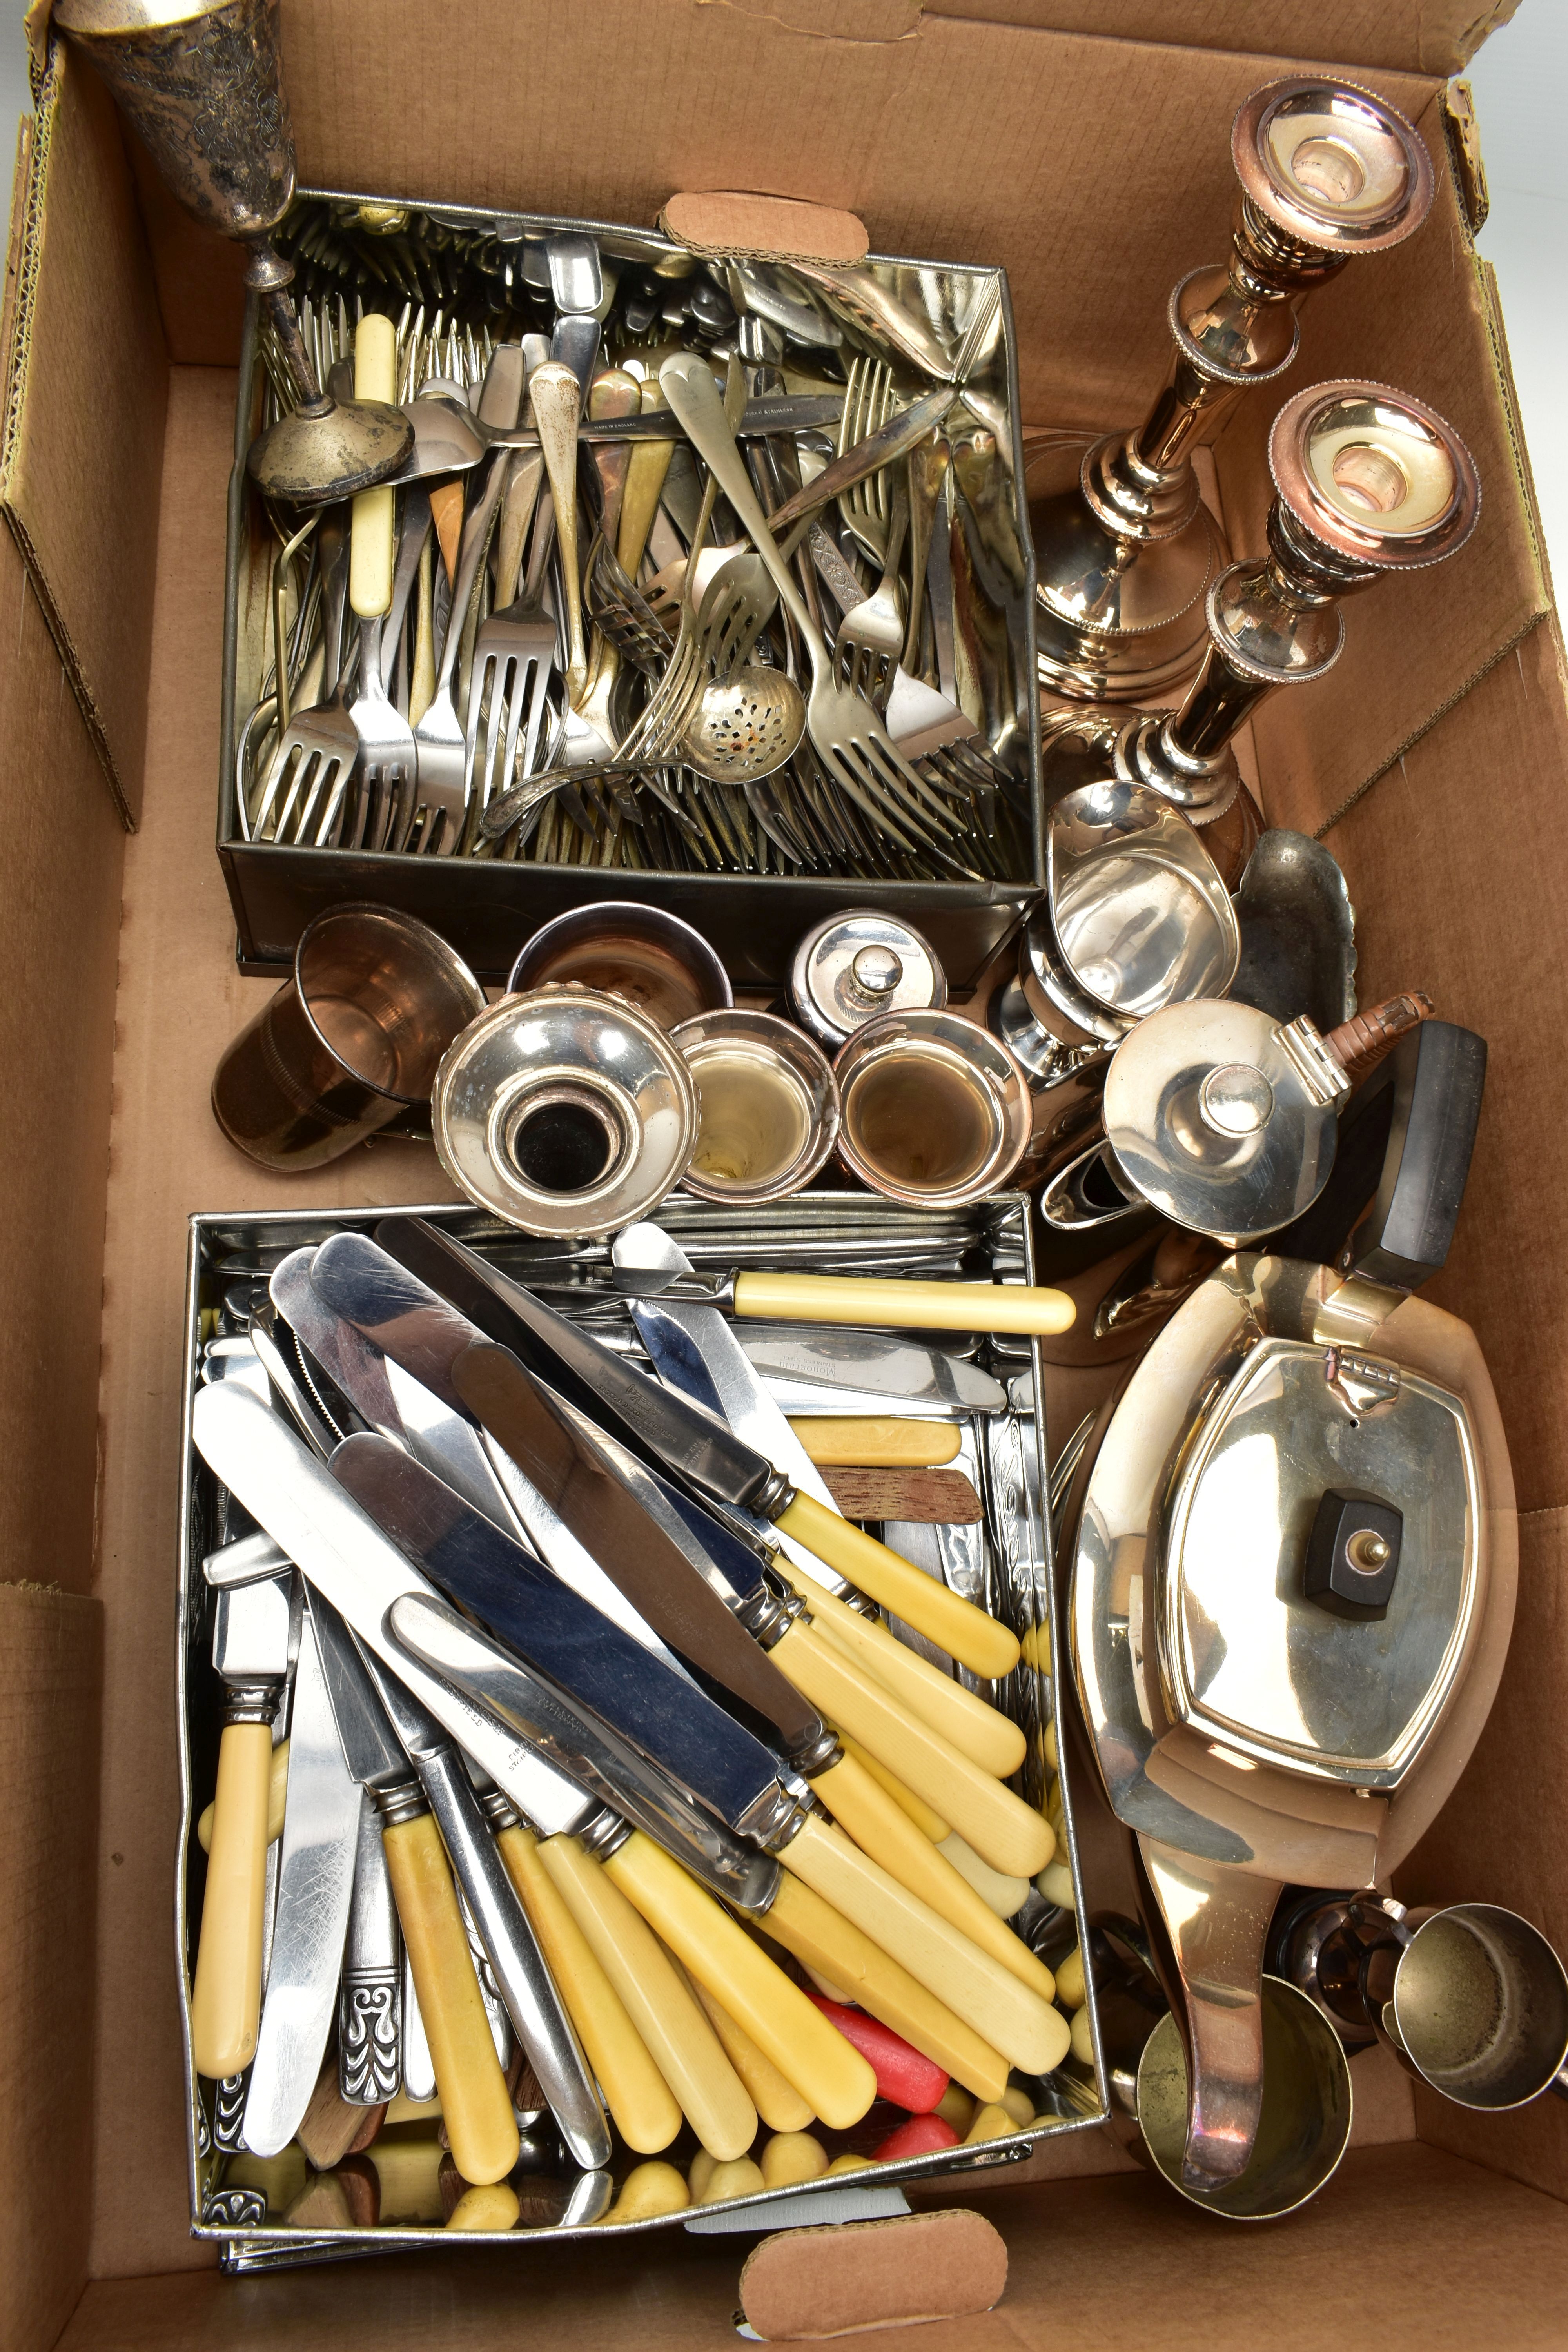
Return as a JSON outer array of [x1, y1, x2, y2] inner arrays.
[[1272, 1018, 1486, 1291]]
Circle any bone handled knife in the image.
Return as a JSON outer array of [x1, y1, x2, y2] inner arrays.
[[240, 1599, 363, 2156], [614, 1223, 1027, 1738], [189, 1570, 294, 2081], [340, 1222, 1022, 1681], [339, 1441, 1062, 2075], [308, 1592, 521, 2188], [352, 1641, 611, 2172], [190, 1379, 851, 2125]]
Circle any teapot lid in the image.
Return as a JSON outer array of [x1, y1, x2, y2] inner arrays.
[[1103, 998, 1350, 1243]]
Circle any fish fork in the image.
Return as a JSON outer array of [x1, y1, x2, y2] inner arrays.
[[406, 348, 526, 853], [659, 354, 967, 860], [835, 472, 908, 711], [837, 355, 895, 563], [254, 511, 356, 844]]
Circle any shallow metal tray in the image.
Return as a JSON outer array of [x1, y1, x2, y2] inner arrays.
[[177, 1194, 1105, 2269]]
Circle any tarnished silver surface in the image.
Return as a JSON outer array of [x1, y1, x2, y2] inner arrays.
[[788, 909, 948, 1050], [1031, 78, 1434, 704], [241, 1606, 361, 2156], [338, 1793, 401, 2105]]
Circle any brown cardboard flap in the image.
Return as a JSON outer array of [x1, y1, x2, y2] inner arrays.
[[659, 189, 869, 267], [1212, 84, 1551, 840], [1325, 617, 1568, 1516], [0, 1583, 102, 2352], [740, 2210, 1008, 2341], [51, 2147, 1568, 2346], [929, 0, 1516, 76], [0, 42, 168, 829]]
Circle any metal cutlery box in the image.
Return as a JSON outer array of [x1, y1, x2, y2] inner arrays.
[[216, 198, 1043, 986], [177, 1195, 1102, 2263]]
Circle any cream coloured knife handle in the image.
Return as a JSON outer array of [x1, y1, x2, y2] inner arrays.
[[779, 1561, 1026, 1780], [773, 1490, 1019, 1681], [191, 1719, 274, 2080], [773, 1616, 1050, 1880], [601, 1830, 877, 2134], [380, 1809, 519, 2185], [735, 1270, 1074, 1336], [537, 1833, 757, 2161], [350, 315, 397, 618]]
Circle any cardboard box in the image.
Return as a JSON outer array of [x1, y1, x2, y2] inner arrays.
[[2, 4, 1566, 2346]]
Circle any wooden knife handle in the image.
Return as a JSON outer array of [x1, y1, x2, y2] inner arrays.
[[763, 1870, 1009, 2104], [190, 1720, 273, 2080], [782, 1813, 1065, 2075], [350, 314, 397, 618], [687, 1975, 815, 2135], [775, 1492, 1020, 1681], [780, 1561, 1026, 1779], [380, 1812, 519, 2187], [810, 1754, 1057, 2005], [537, 1835, 757, 2161], [495, 1823, 681, 2156], [196, 1735, 289, 1855], [600, 1832, 876, 2133], [789, 1417, 962, 1468], [774, 1618, 1050, 1880], [733, 1270, 1074, 1338]]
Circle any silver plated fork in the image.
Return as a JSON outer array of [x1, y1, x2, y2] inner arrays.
[[837, 355, 895, 563], [660, 354, 968, 862]]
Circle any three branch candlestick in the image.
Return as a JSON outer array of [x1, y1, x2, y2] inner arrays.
[[1029, 79, 1434, 705], [54, 0, 412, 505]]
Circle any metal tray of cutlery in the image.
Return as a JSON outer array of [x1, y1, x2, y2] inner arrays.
[[178, 1193, 1103, 2270], [216, 192, 1043, 985]]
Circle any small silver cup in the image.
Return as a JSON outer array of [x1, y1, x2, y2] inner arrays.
[[211, 905, 485, 1171], [834, 1009, 1033, 1208], [670, 1011, 839, 1206], [506, 902, 732, 1033]]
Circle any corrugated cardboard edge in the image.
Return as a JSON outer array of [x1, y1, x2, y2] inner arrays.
[[0, 1583, 103, 2352], [659, 189, 869, 268], [0, 39, 169, 832], [739, 2210, 1007, 2341], [0, 49, 126, 822]]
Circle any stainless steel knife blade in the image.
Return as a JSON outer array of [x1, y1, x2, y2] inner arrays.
[[331, 1433, 800, 1846], [736, 1326, 1006, 1416], [240, 1602, 362, 2157], [358, 1221, 780, 1514], [448, 1343, 824, 1758], [192, 1382, 597, 1841], [386, 1593, 779, 1915]]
